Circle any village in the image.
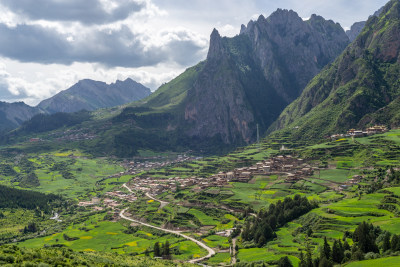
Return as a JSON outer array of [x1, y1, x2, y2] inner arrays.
[[330, 125, 388, 140], [119, 154, 200, 176], [81, 152, 367, 212], [120, 155, 322, 197]]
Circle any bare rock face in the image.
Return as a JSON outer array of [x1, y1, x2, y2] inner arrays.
[[183, 9, 349, 144], [38, 78, 151, 114]]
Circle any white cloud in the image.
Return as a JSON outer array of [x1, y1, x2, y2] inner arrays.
[[0, 0, 390, 105]]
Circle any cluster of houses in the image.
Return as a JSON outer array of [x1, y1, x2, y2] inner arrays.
[[127, 176, 229, 195], [121, 155, 319, 197], [336, 175, 364, 191], [117, 155, 199, 177], [78, 194, 129, 210], [330, 125, 388, 140], [211, 155, 316, 183]]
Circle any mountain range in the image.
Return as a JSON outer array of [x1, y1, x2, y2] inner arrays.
[[270, 0, 400, 140], [37, 78, 151, 114], [72, 9, 350, 156], [3, 1, 400, 158], [0, 78, 150, 132]]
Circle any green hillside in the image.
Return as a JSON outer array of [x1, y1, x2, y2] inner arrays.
[[270, 0, 400, 140]]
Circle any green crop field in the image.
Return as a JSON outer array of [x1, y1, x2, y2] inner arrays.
[[202, 235, 230, 249], [345, 256, 400, 267], [18, 212, 207, 261]]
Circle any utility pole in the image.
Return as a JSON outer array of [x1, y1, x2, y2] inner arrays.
[[257, 124, 260, 151]]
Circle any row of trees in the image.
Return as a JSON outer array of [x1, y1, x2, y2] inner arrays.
[[152, 241, 171, 259], [242, 195, 316, 247], [298, 221, 394, 267]]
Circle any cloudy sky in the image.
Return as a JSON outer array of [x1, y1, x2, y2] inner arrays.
[[0, 0, 388, 105]]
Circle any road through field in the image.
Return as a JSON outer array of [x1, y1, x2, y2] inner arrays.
[[119, 208, 216, 263]]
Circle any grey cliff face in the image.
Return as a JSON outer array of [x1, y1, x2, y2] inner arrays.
[[183, 9, 349, 145], [242, 10, 349, 102]]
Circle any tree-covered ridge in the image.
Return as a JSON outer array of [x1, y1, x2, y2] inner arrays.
[[270, 0, 400, 140], [0, 185, 61, 213], [242, 195, 316, 247]]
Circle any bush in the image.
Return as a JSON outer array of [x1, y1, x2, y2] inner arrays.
[[352, 250, 364, 261], [364, 252, 379, 260]]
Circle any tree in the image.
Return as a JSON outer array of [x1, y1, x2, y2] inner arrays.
[[299, 251, 306, 267], [305, 238, 313, 267], [163, 240, 171, 259], [278, 256, 293, 267], [383, 232, 391, 252], [343, 240, 350, 251], [321, 237, 331, 260], [353, 221, 379, 253], [153, 242, 161, 257], [332, 239, 342, 263], [24, 222, 38, 234], [391, 234, 400, 251]]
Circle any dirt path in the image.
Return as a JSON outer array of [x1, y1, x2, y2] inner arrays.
[[145, 192, 169, 209], [122, 183, 134, 194], [119, 209, 216, 264], [231, 237, 237, 265]]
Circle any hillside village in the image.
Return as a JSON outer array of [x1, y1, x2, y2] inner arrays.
[[87, 151, 370, 211], [330, 125, 388, 140]]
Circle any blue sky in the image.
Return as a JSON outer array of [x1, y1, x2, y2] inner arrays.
[[0, 0, 389, 105]]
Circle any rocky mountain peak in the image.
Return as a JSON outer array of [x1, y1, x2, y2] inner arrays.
[[240, 24, 247, 34], [182, 9, 349, 146], [267, 8, 302, 25], [207, 28, 224, 60]]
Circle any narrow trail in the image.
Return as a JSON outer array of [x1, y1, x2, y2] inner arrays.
[[122, 183, 134, 194], [119, 208, 216, 264], [145, 192, 169, 209]]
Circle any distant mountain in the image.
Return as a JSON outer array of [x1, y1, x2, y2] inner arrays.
[[0, 101, 41, 133], [37, 78, 151, 114], [271, 0, 400, 140], [346, 6, 384, 42]]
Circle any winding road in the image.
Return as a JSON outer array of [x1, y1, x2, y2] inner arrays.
[[121, 183, 215, 263], [119, 208, 216, 264]]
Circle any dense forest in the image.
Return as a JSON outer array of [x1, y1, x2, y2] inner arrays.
[[0, 185, 62, 213]]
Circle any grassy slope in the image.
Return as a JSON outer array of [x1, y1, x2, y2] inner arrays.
[[270, 0, 400, 140]]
